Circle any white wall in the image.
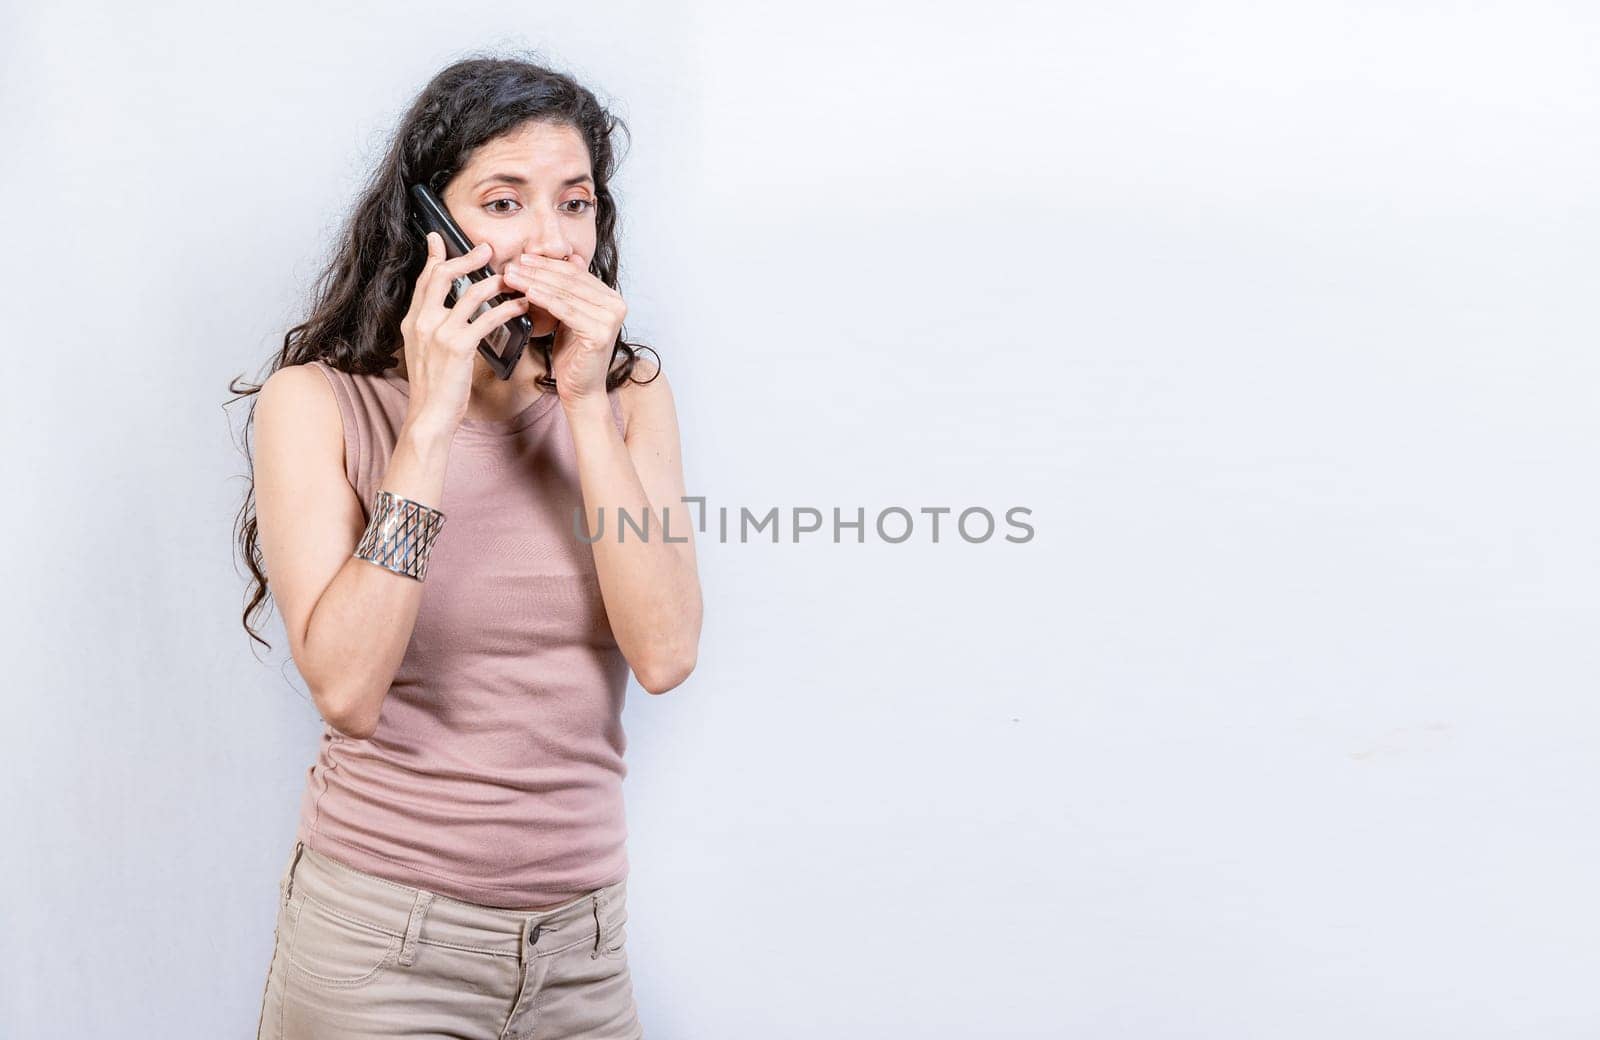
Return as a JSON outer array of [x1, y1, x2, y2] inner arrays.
[[2, 1, 1596, 1036]]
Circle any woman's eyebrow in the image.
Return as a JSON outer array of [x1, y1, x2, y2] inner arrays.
[[473, 171, 594, 189]]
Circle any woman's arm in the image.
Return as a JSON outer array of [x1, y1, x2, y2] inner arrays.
[[564, 360, 702, 694], [255, 364, 457, 738]]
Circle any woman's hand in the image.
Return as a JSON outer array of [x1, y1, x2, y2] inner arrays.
[[502, 252, 626, 407], [401, 233, 532, 436]]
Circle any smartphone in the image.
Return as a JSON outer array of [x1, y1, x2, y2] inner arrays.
[[408, 183, 532, 380]]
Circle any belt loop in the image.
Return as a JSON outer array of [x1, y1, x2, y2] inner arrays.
[[590, 894, 604, 958], [279, 840, 306, 909], [397, 890, 434, 967]]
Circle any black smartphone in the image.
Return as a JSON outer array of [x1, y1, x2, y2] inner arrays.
[[407, 183, 532, 381]]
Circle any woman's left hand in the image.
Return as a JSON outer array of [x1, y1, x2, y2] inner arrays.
[[502, 252, 626, 407]]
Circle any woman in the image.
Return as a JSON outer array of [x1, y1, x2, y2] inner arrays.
[[231, 55, 701, 1039]]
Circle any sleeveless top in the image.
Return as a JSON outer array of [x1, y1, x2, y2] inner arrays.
[[292, 359, 632, 909]]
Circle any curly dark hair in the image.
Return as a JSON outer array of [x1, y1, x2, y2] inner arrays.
[[227, 51, 657, 651]]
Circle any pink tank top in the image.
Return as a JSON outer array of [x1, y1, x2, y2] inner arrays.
[[292, 359, 632, 909]]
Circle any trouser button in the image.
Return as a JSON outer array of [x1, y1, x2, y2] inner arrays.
[[528, 923, 541, 945]]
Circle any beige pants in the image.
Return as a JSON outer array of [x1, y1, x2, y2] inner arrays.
[[255, 840, 643, 1039]]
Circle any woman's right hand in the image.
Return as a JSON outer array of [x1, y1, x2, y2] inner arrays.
[[398, 231, 532, 436]]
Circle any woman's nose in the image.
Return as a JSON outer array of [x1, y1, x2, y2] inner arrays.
[[522, 226, 571, 261]]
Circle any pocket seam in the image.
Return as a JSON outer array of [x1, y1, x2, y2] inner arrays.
[[298, 892, 405, 940], [284, 892, 403, 988]]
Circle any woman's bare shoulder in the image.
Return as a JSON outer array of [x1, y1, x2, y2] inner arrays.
[[256, 362, 343, 463], [616, 353, 672, 432]]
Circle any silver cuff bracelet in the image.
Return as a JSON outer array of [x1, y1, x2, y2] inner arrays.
[[353, 489, 447, 582]]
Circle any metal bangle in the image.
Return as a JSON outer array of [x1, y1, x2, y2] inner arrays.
[[352, 489, 447, 582]]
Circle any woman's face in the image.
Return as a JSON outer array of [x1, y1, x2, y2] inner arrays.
[[440, 121, 599, 337]]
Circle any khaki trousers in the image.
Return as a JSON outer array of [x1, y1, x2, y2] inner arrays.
[[256, 841, 642, 1039]]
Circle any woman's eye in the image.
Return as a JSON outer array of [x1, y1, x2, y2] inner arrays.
[[485, 198, 591, 215]]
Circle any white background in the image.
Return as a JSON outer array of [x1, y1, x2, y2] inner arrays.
[[2, 1, 1596, 1037]]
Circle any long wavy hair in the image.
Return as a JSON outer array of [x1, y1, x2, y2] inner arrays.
[[227, 53, 657, 651]]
